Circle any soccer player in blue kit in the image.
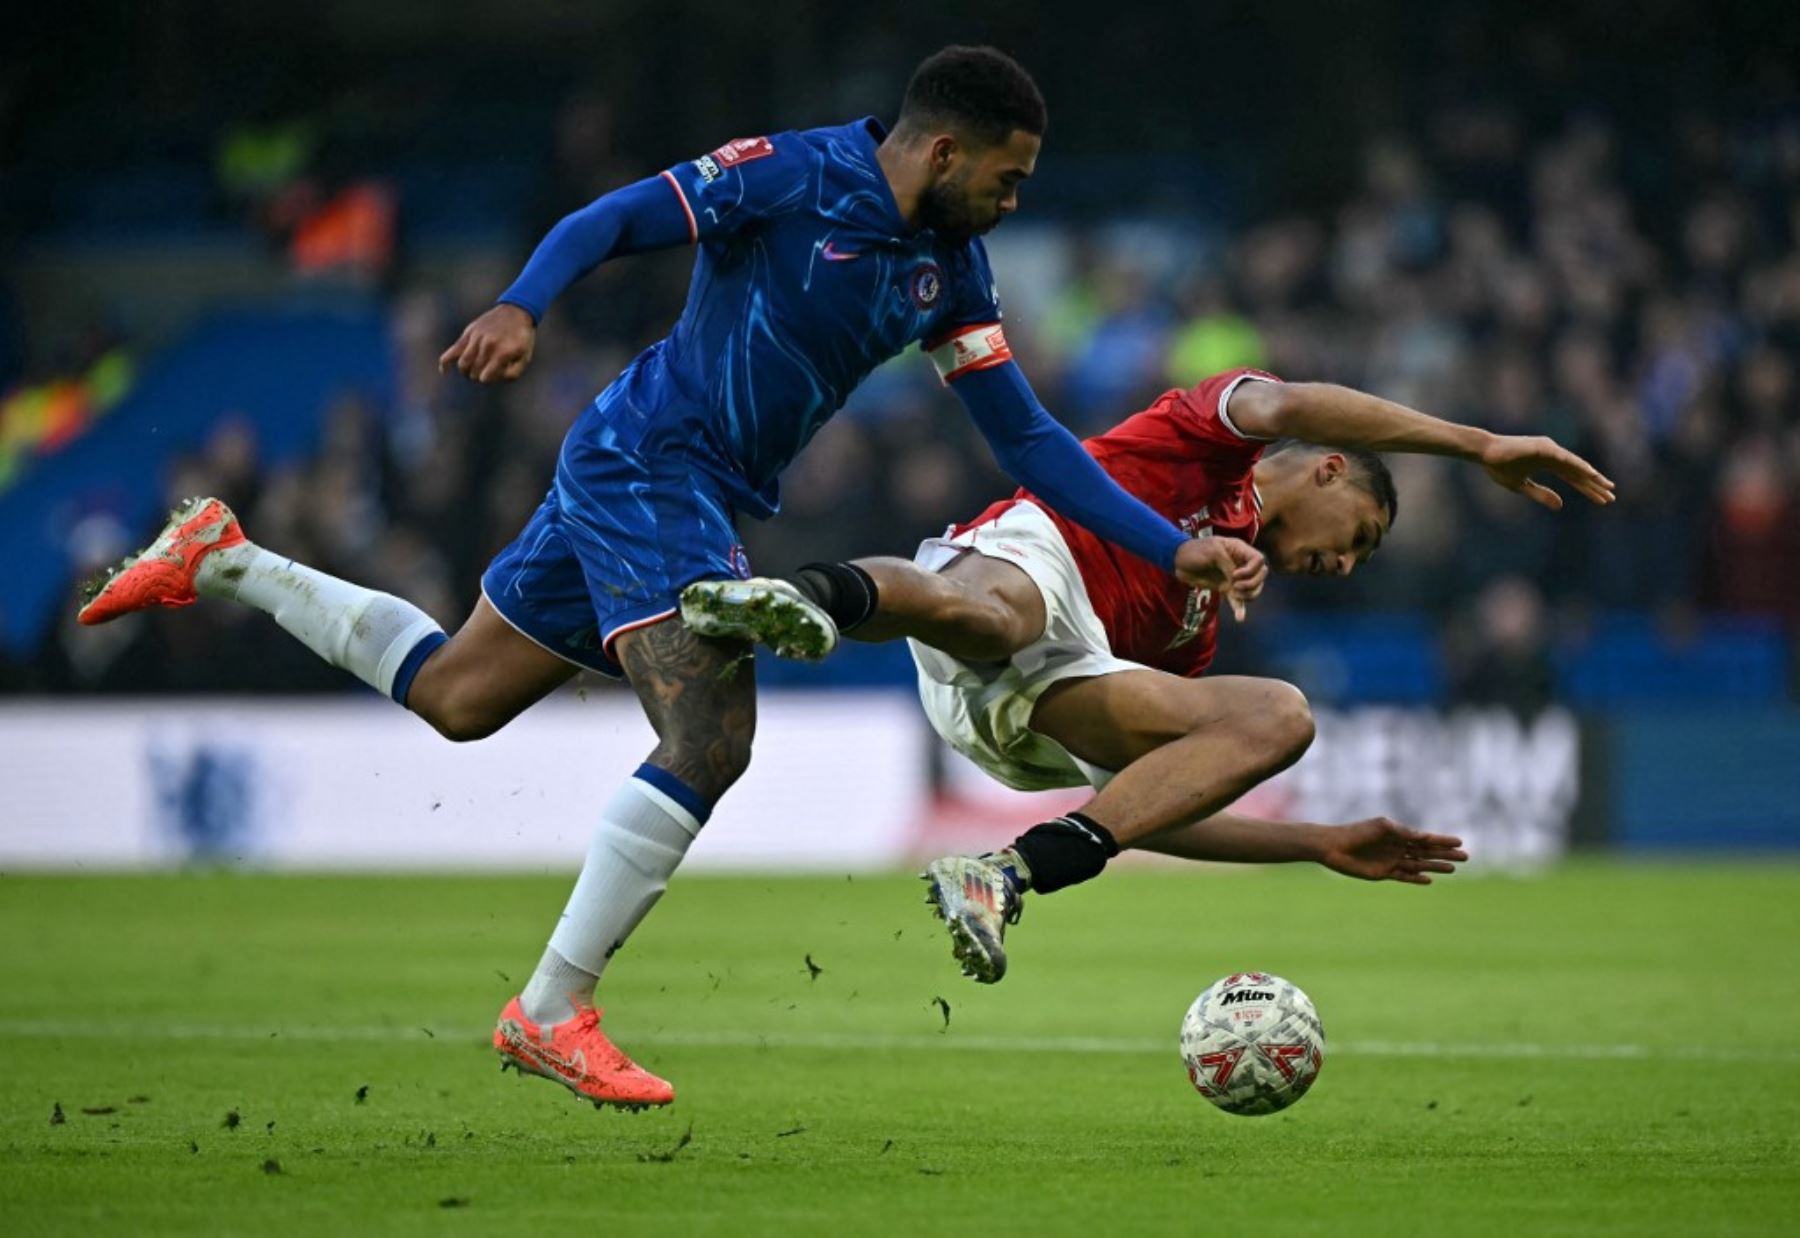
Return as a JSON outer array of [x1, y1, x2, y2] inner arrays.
[[79, 47, 1262, 1107]]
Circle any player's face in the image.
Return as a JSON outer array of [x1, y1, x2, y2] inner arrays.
[[1261, 458, 1390, 579], [921, 129, 1040, 240]]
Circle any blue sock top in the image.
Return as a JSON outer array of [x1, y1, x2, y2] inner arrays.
[[632, 762, 713, 824]]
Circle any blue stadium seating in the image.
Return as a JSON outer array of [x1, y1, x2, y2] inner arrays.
[[1555, 614, 1789, 707]]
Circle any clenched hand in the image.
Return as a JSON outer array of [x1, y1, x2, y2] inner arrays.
[[439, 303, 537, 384], [1173, 536, 1266, 621]]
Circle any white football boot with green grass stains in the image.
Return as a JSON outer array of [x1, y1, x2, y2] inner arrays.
[[678, 578, 838, 661]]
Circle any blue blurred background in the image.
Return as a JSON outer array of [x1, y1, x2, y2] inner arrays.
[[3, 0, 1797, 855]]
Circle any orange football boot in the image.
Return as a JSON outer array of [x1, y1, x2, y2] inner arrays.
[[493, 997, 674, 1110], [78, 496, 244, 625]]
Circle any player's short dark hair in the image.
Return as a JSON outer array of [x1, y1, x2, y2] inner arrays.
[[1270, 440, 1399, 527], [896, 45, 1047, 148]]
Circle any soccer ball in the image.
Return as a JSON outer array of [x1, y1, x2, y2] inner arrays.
[[1180, 971, 1325, 1115]]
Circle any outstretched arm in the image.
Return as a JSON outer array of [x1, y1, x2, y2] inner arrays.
[[1136, 811, 1468, 885], [1227, 381, 1616, 510], [440, 175, 694, 383], [952, 361, 1266, 600]]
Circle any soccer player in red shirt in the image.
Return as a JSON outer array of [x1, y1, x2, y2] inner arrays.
[[683, 369, 1614, 982]]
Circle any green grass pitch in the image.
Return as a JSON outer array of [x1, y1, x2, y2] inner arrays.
[[3, 862, 1798, 1235]]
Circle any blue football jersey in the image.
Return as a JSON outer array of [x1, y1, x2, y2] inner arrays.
[[572, 117, 1004, 519]]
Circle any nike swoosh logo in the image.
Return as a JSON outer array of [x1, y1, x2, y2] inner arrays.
[[820, 242, 861, 262], [500, 1024, 586, 1082]]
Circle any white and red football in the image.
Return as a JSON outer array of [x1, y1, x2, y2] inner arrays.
[[1180, 971, 1325, 1116]]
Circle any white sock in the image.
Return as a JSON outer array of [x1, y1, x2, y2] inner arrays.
[[520, 776, 704, 1025], [197, 541, 443, 699]]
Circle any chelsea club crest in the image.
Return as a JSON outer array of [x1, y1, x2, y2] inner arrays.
[[909, 263, 944, 309]]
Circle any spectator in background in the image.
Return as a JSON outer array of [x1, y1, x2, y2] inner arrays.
[[1450, 575, 1557, 716], [1166, 274, 1267, 387], [1060, 259, 1172, 430], [214, 107, 320, 248], [1707, 436, 1800, 624], [201, 417, 263, 518], [528, 89, 687, 353], [288, 180, 396, 282]]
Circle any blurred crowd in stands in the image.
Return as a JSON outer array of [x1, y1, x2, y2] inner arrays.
[[13, 85, 1800, 704]]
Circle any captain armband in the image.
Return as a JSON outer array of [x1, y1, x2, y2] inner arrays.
[[926, 322, 1013, 383]]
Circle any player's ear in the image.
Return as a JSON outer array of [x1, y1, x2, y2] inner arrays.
[[1315, 453, 1348, 487], [928, 133, 960, 173]]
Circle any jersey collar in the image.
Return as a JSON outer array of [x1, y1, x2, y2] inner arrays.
[[854, 116, 918, 240]]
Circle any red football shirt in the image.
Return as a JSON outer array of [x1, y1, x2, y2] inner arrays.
[[959, 368, 1280, 676]]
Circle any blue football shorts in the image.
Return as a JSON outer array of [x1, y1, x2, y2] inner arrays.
[[481, 435, 751, 678]]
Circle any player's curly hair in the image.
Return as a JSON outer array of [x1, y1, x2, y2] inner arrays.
[[897, 45, 1047, 148]]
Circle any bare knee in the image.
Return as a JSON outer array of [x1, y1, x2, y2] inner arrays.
[[924, 553, 1043, 660], [1174, 677, 1314, 771], [1246, 679, 1315, 768], [939, 587, 1036, 660], [652, 724, 754, 801], [408, 663, 508, 743], [420, 693, 507, 743]]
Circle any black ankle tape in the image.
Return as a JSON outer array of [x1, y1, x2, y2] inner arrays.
[[791, 561, 880, 631], [1010, 812, 1119, 894]]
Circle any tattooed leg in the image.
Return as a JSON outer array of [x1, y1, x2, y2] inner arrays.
[[613, 616, 758, 802]]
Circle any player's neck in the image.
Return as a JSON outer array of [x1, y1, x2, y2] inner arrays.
[[1250, 457, 1300, 528], [874, 137, 927, 231]]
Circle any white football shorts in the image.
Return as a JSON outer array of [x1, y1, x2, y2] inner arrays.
[[909, 500, 1148, 792]]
